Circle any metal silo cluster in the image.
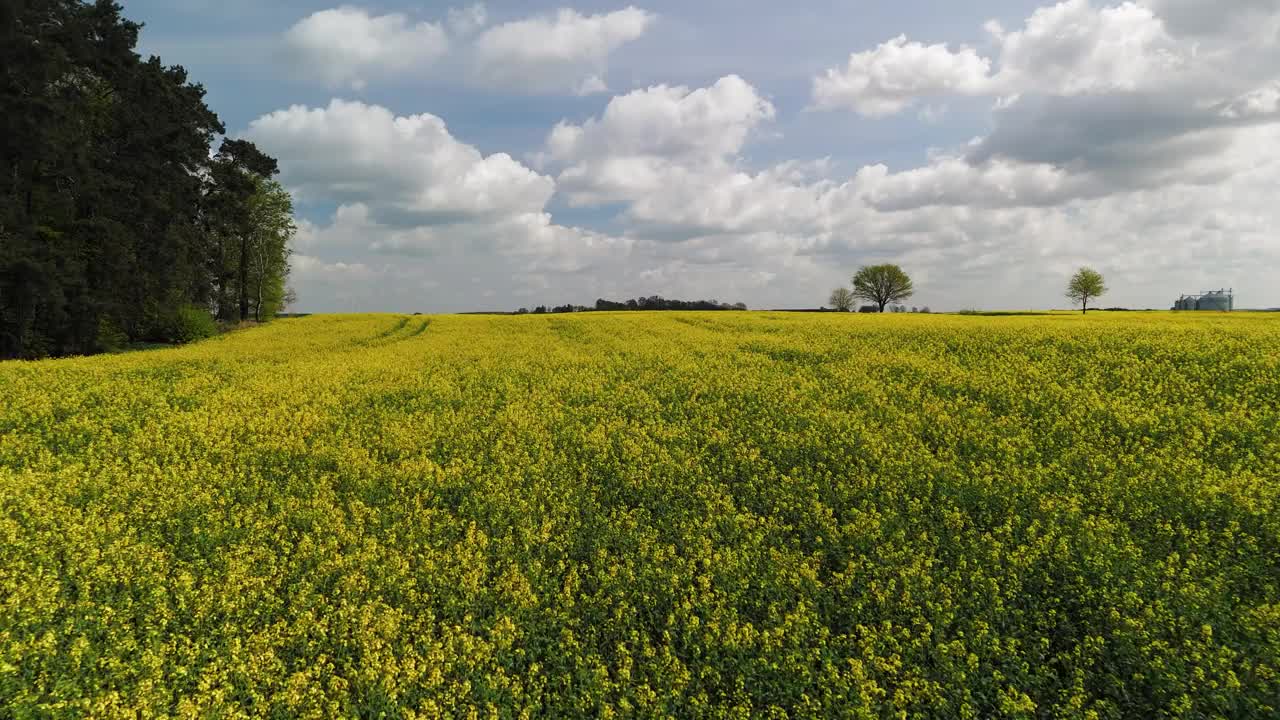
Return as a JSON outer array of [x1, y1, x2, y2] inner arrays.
[[1172, 289, 1234, 311]]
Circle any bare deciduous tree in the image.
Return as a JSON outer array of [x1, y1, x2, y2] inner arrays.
[[828, 287, 855, 312]]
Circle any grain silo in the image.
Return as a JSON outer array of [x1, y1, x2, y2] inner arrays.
[[1171, 289, 1234, 311]]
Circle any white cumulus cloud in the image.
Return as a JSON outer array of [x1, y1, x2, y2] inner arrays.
[[471, 6, 654, 94], [813, 0, 1212, 117], [243, 100, 633, 304], [540, 75, 775, 206], [812, 35, 993, 117], [282, 6, 449, 90], [992, 0, 1184, 96], [245, 99, 555, 223], [282, 4, 654, 95]]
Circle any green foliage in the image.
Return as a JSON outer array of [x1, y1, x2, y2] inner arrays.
[[1, 312, 1278, 717], [246, 179, 296, 322], [0, 0, 289, 358], [207, 140, 285, 323], [852, 264, 915, 312], [94, 316, 129, 353], [1067, 267, 1108, 313], [167, 304, 218, 344]]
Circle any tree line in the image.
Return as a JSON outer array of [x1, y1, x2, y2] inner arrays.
[[1, 0, 295, 359], [516, 297, 749, 314]]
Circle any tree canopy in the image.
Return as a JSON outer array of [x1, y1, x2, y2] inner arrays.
[[851, 264, 914, 313], [0, 0, 294, 358], [1066, 268, 1107, 314]]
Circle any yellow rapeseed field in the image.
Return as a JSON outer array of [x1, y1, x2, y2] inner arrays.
[[1, 312, 1278, 718]]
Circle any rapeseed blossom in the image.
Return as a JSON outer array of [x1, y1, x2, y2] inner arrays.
[[1, 311, 1277, 717]]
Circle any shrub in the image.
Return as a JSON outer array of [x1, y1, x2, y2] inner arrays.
[[168, 304, 218, 344], [95, 316, 130, 353]]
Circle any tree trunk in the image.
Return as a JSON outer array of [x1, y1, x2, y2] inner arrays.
[[254, 261, 264, 323], [216, 237, 229, 321], [25, 158, 40, 220], [878, 300, 887, 313], [238, 232, 249, 321]]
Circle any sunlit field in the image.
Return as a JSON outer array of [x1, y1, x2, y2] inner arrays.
[[2, 312, 1277, 718]]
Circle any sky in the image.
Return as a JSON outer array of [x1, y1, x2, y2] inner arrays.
[[123, 0, 1280, 312]]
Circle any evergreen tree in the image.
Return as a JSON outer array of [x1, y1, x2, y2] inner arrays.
[[0, 1, 290, 357]]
